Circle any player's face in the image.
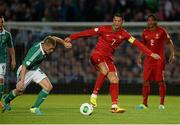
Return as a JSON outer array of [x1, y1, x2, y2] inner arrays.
[[113, 16, 123, 30], [147, 17, 157, 29], [44, 44, 56, 54], [0, 18, 4, 31]]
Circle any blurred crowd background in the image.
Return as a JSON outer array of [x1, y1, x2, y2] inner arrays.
[[1, 0, 180, 87], [0, 0, 180, 22]]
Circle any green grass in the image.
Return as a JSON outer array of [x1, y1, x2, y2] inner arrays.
[[0, 95, 180, 124]]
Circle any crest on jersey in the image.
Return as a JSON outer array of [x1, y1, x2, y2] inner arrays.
[[118, 35, 122, 39], [155, 33, 159, 39]]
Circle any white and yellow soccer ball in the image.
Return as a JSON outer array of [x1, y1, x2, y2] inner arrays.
[[80, 103, 93, 116]]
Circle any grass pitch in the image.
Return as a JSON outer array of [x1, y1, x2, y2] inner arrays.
[[0, 95, 179, 124]]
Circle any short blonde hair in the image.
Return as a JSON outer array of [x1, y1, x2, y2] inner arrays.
[[44, 36, 56, 47]]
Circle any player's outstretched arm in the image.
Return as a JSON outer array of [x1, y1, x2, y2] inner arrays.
[[128, 36, 160, 60], [66, 28, 100, 42], [51, 36, 72, 48]]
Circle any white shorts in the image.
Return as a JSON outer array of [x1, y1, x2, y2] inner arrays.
[[0, 63, 6, 79], [17, 65, 47, 90]]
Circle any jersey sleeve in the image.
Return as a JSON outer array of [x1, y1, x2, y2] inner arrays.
[[69, 26, 101, 40], [7, 32, 14, 48], [22, 47, 41, 68], [162, 28, 171, 42], [123, 30, 152, 56]]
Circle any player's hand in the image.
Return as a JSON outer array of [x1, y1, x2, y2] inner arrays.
[[136, 57, 142, 68], [11, 60, 16, 70], [169, 54, 175, 64], [150, 53, 161, 60], [64, 42, 72, 48], [64, 37, 71, 43], [16, 80, 24, 91]]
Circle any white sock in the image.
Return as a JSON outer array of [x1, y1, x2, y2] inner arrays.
[[112, 104, 118, 108], [91, 94, 97, 98]]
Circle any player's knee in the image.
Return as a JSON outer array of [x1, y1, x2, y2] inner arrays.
[[44, 83, 53, 92], [109, 77, 119, 83], [100, 67, 109, 75], [15, 89, 24, 96], [0, 78, 4, 83], [143, 81, 150, 86], [49, 84, 53, 91]]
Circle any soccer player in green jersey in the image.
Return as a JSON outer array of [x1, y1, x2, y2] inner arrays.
[[2, 36, 72, 115], [0, 16, 16, 108]]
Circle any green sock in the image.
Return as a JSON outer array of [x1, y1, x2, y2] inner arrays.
[[0, 84, 4, 101], [32, 89, 49, 108], [5, 90, 16, 103]]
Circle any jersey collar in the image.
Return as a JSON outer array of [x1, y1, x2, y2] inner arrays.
[[0, 29, 5, 35], [112, 24, 120, 32], [40, 42, 45, 55]]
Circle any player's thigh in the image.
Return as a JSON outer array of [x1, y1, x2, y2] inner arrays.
[[32, 68, 52, 91], [39, 78, 52, 92], [107, 72, 119, 83], [0, 63, 6, 82], [90, 52, 109, 74], [154, 63, 165, 82], [143, 64, 153, 81]]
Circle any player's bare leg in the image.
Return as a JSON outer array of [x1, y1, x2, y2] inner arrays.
[[158, 81, 166, 110], [0, 78, 4, 109], [90, 62, 108, 107], [107, 72, 126, 113], [136, 81, 150, 110], [30, 78, 52, 115]]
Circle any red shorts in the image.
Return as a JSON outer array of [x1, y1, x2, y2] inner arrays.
[[143, 61, 165, 81], [90, 50, 117, 72]]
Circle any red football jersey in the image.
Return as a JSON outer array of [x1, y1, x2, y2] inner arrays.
[[142, 26, 170, 64], [70, 25, 152, 57]]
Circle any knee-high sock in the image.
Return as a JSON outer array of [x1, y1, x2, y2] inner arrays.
[[110, 83, 119, 105], [32, 89, 49, 108], [159, 82, 166, 105], [0, 84, 4, 101], [142, 84, 150, 106], [4, 90, 17, 103], [92, 73, 106, 95]]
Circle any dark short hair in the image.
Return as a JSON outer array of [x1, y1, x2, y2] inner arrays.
[[147, 14, 157, 21], [44, 36, 56, 47], [113, 13, 124, 20]]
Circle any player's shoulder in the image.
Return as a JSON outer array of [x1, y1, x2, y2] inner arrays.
[[143, 28, 149, 33], [120, 28, 130, 35], [157, 26, 167, 32], [4, 29, 12, 36], [98, 25, 111, 29]]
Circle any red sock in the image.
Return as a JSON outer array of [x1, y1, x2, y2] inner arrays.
[[142, 84, 150, 106], [110, 83, 119, 105], [159, 82, 166, 105], [92, 73, 106, 95]]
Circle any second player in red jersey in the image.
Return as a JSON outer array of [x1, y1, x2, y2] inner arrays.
[[65, 13, 160, 113], [136, 14, 175, 110]]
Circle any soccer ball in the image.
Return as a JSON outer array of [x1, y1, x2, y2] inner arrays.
[[80, 103, 93, 116]]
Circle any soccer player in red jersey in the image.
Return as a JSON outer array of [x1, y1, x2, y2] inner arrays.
[[65, 13, 160, 113], [136, 14, 175, 110]]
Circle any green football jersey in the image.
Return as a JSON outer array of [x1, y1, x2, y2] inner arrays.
[[22, 42, 46, 70], [0, 29, 14, 63]]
